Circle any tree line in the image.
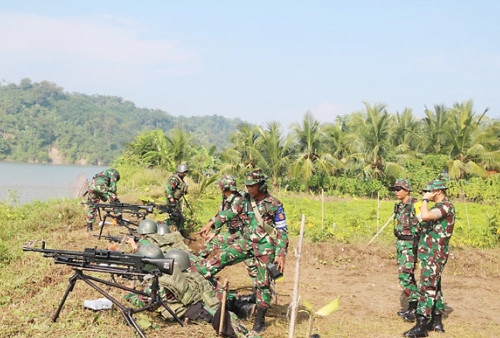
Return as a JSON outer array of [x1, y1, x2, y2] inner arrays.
[[121, 101, 500, 201], [0, 79, 243, 164]]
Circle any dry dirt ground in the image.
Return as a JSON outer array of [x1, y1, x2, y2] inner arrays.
[[178, 237, 500, 337], [6, 231, 499, 338]]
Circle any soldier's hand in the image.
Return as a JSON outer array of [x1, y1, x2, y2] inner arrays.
[[195, 222, 213, 239], [422, 192, 435, 201], [275, 256, 286, 273], [108, 243, 120, 251]]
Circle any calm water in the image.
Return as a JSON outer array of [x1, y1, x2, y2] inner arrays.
[[0, 162, 108, 204]]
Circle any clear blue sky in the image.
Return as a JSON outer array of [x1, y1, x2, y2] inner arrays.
[[1, 1, 499, 127]]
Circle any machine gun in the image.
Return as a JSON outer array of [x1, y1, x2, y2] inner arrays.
[[23, 241, 183, 337], [83, 202, 154, 240]]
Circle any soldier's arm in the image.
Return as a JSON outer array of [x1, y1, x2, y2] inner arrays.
[[212, 198, 244, 230], [165, 178, 178, 201], [420, 192, 443, 221], [273, 205, 289, 257]]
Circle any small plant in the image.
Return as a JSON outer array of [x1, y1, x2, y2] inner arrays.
[[300, 296, 340, 337]]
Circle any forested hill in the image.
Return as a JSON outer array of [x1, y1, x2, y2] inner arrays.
[[0, 79, 245, 165]]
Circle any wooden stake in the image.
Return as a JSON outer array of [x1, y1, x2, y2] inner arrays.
[[321, 188, 324, 231], [219, 279, 228, 336], [289, 214, 306, 338], [377, 192, 380, 231]]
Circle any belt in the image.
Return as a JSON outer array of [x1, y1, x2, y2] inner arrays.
[[394, 229, 416, 241]]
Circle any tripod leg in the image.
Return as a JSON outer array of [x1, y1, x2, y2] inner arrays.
[[52, 272, 79, 322], [121, 309, 146, 338], [158, 297, 184, 327]]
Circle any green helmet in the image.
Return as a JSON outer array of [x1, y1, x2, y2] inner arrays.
[[137, 243, 164, 271], [137, 219, 158, 234], [218, 175, 238, 192], [156, 222, 171, 235], [422, 179, 448, 192], [164, 249, 190, 272], [244, 169, 268, 186], [176, 163, 190, 173]]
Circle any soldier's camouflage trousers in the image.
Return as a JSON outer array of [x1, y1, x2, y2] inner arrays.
[[166, 204, 185, 231], [416, 255, 446, 318], [85, 190, 115, 223], [396, 240, 418, 302], [199, 238, 275, 309], [198, 231, 241, 258]]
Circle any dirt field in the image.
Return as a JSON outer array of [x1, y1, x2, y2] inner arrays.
[[4, 232, 499, 338], [179, 237, 500, 337]]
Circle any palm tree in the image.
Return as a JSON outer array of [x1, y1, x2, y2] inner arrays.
[[252, 122, 292, 188], [125, 130, 172, 168], [422, 104, 449, 154], [165, 128, 194, 166], [229, 123, 259, 167], [445, 101, 499, 179], [290, 112, 337, 190]]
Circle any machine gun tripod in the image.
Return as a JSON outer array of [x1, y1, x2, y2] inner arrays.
[[83, 201, 154, 240], [23, 241, 183, 337]]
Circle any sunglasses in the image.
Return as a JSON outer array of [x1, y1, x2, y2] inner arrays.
[[393, 187, 404, 192]]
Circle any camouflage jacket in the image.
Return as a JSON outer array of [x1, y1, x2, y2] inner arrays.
[[89, 169, 119, 201], [165, 174, 188, 201], [245, 193, 289, 257], [418, 198, 455, 261], [395, 197, 422, 236], [210, 192, 245, 233]]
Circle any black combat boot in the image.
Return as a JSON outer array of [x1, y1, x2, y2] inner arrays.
[[234, 299, 256, 321], [252, 307, 267, 334], [398, 301, 416, 316], [400, 301, 417, 322], [86, 222, 93, 232], [239, 291, 257, 304], [427, 314, 445, 332], [403, 314, 429, 337]]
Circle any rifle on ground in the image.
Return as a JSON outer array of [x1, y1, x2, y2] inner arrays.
[[23, 241, 183, 337], [93, 233, 140, 244]]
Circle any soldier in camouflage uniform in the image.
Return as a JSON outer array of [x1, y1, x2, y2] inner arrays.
[[197, 169, 288, 334], [125, 219, 193, 255], [85, 168, 120, 231], [197, 175, 245, 258], [389, 179, 422, 322], [125, 248, 250, 336], [165, 164, 190, 232], [404, 179, 455, 337]]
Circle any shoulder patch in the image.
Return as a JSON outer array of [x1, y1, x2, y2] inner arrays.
[[274, 206, 287, 229]]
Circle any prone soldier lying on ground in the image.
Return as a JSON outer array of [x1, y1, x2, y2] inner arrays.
[[124, 248, 253, 337]]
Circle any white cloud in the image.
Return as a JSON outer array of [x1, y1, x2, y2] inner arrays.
[[0, 11, 201, 89]]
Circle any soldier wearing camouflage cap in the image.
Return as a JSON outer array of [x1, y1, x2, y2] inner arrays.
[[165, 164, 190, 232], [404, 179, 455, 337], [197, 169, 289, 334], [197, 175, 245, 258], [390, 179, 423, 322]]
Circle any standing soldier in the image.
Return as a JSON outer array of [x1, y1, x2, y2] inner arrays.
[[404, 179, 455, 337], [165, 164, 190, 232], [243, 170, 289, 293], [389, 179, 422, 322], [85, 168, 120, 232], [197, 175, 245, 258], [197, 169, 288, 334]]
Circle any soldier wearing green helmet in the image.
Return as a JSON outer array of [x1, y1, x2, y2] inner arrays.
[[165, 164, 190, 232], [85, 168, 121, 231], [404, 179, 455, 337], [197, 175, 245, 258], [125, 219, 192, 255]]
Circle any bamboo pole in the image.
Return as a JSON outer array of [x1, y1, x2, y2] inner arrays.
[[377, 192, 380, 231], [289, 214, 306, 338], [321, 188, 324, 231], [368, 214, 395, 245]]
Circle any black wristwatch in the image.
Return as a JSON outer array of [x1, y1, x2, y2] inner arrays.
[[422, 198, 430, 203]]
